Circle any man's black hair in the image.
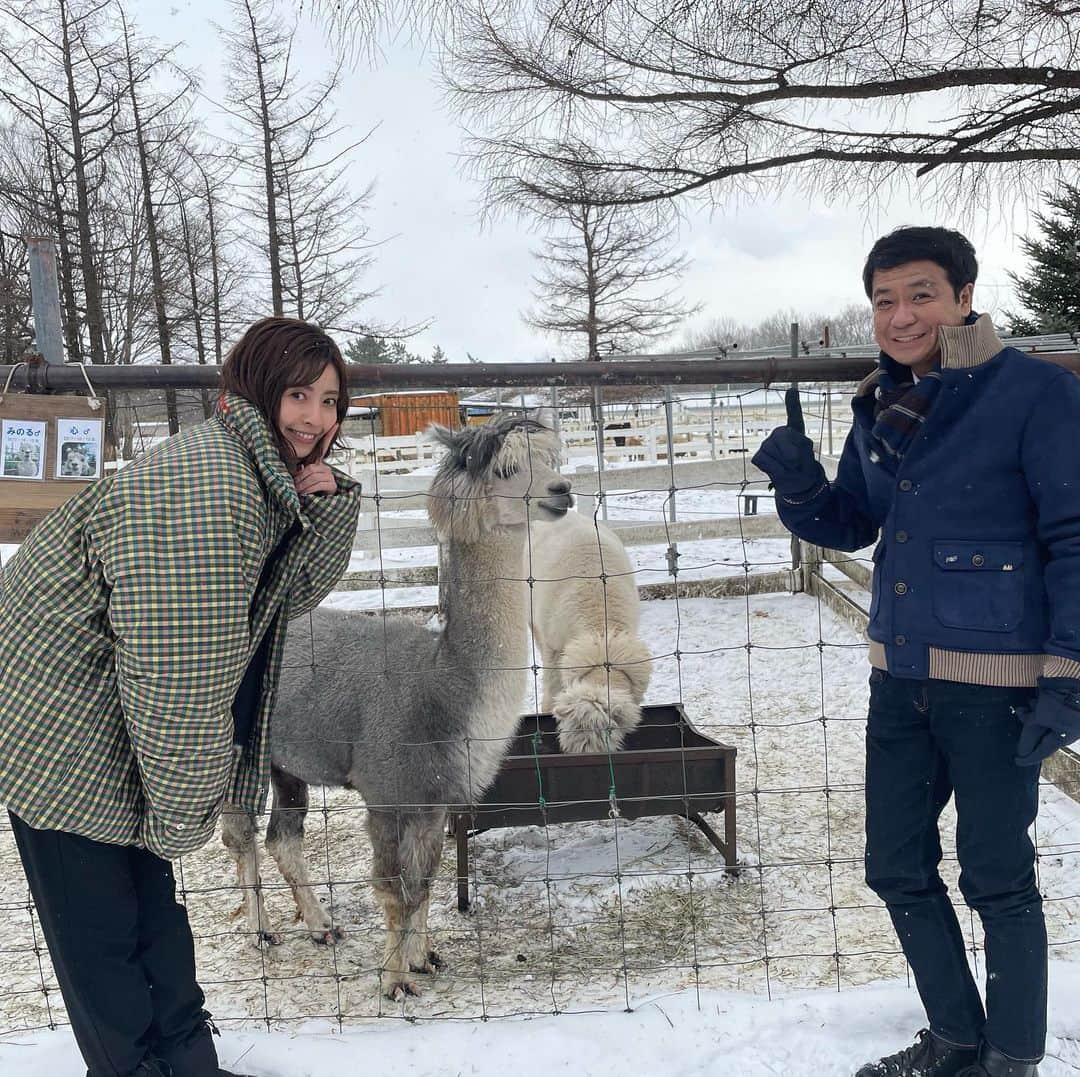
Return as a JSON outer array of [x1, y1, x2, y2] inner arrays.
[[862, 226, 978, 300]]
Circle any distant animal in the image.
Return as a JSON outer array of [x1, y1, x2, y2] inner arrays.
[[221, 415, 573, 1000], [526, 511, 651, 753]]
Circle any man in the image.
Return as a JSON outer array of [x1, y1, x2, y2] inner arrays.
[[752, 226, 1080, 1077]]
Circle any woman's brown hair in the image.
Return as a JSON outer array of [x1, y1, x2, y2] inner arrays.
[[221, 316, 350, 467]]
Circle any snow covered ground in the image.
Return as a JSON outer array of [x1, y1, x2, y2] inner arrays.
[[2, 425, 1077, 1075], [3, 970, 1080, 1077], [2, 587, 1078, 1075]]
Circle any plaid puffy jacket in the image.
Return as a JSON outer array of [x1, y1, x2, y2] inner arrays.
[[0, 393, 361, 858]]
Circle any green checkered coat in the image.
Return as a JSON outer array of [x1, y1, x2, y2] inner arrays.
[[0, 393, 362, 858]]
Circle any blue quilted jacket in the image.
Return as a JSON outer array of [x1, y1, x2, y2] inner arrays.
[[777, 314, 1080, 686]]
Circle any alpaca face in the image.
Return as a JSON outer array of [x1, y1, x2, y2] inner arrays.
[[427, 417, 572, 541]]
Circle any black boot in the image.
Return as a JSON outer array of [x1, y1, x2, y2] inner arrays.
[[956, 1040, 1039, 1077], [855, 1028, 978, 1076]]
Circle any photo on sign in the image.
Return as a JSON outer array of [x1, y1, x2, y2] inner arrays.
[[1, 419, 47, 480], [55, 418, 103, 479]]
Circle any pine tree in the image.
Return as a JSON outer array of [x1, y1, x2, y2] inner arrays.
[[345, 334, 393, 363], [1006, 185, 1080, 336]]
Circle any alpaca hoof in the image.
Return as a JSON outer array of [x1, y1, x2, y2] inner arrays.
[[312, 925, 347, 946], [252, 929, 283, 949], [410, 949, 444, 975], [384, 975, 422, 1001]]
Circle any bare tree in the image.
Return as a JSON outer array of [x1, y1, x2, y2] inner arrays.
[[525, 184, 698, 359], [684, 302, 874, 353], [118, 8, 198, 431], [0, 0, 128, 363], [272, 92, 380, 330], [0, 231, 33, 363], [442, 0, 1080, 211], [179, 146, 247, 365], [219, 0, 380, 330], [0, 120, 48, 361]]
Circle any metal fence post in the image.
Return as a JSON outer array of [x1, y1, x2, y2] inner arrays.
[[26, 237, 64, 364], [664, 384, 679, 577], [592, 385, 607, 521], [709, 386, 717, 461], [789, 323, 800, 573]]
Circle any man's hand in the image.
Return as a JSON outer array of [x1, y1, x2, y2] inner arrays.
[[1015, 679, 1080, 766], [750, 388, 826, 499], [294, 423, 339, 498]]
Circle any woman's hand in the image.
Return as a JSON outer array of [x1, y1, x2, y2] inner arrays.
[[293, 423, 339, 497]]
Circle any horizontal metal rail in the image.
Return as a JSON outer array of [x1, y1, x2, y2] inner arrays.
[[3, 351, 1079, 392]]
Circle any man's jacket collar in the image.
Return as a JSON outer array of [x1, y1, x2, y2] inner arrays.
[[857, 312, 1005, 398]]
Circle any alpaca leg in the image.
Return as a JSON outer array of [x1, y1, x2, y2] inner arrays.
[[220, 803, 281, 948], [369, 809, 446, 999], [539, 644, 563, 714], [405, 897, 443, 975], [368, 809, 414, 1000], [265, 768, 345, 946], [401, 808, 447, 975]]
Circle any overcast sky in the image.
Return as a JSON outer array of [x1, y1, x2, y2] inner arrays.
[[136, 1, 1035, 364]]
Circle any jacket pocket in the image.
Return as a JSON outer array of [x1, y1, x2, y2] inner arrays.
[[931, 540, 1024, 633]]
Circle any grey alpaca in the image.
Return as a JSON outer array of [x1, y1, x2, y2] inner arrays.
[[221, 416, 572, 1000]]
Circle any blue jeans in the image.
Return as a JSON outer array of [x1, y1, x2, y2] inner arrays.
[[864, 670, 1046, 1061]]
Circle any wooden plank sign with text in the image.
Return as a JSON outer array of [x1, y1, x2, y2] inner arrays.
[[0, 394, 105, 544]]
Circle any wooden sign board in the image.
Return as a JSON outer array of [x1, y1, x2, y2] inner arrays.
[[0, 394, 105, 544]]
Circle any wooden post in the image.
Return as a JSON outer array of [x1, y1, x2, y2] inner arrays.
[[26, 237, 64, 366]]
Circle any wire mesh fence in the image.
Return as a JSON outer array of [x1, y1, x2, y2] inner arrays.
[[0, 371, 1078, 1041]]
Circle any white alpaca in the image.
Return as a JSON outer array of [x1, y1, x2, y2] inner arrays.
[[526, 510, 652, 754]]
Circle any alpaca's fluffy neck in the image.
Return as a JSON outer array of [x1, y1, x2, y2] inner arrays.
[[439, 529, 528, 674], [438, 528, 528, 792]]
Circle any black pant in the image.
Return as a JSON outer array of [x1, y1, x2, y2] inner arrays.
[[864, 671, 1046, 1062], [9, 813, 220, 1077]]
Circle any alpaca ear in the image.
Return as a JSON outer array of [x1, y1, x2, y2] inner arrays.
[[428, 423, 456, 449], [427, 423, 470, 472], [534, 406, 556, 431]]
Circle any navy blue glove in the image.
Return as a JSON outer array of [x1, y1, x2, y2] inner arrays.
[[1015, 678, 1080, 766], [751, 388, 827, 499]]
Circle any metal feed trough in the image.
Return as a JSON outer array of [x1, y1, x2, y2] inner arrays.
[[450, 703, 737, 911]]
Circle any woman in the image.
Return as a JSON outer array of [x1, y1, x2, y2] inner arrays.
[[0, 317, 363, 1077]]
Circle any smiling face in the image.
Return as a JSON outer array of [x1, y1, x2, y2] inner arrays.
[[275, 362, 341, 464], [871, 259, 973, 376]]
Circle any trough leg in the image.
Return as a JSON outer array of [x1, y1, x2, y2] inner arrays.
[[454, 813, 471, 913], [686, 812, 739, 875]]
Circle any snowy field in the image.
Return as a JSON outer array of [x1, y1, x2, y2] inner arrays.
[[2, 588, 1079, 1075]]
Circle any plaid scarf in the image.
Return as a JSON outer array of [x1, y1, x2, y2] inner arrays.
[[870, 365, 943, 464]]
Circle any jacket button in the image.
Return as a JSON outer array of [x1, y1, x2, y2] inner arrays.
[[894, 635, 907, 646], [971, 553, 985, 567], [898, 479, 913, 491], [894, 582, 908, 595], [896, 531, 908, 543]]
